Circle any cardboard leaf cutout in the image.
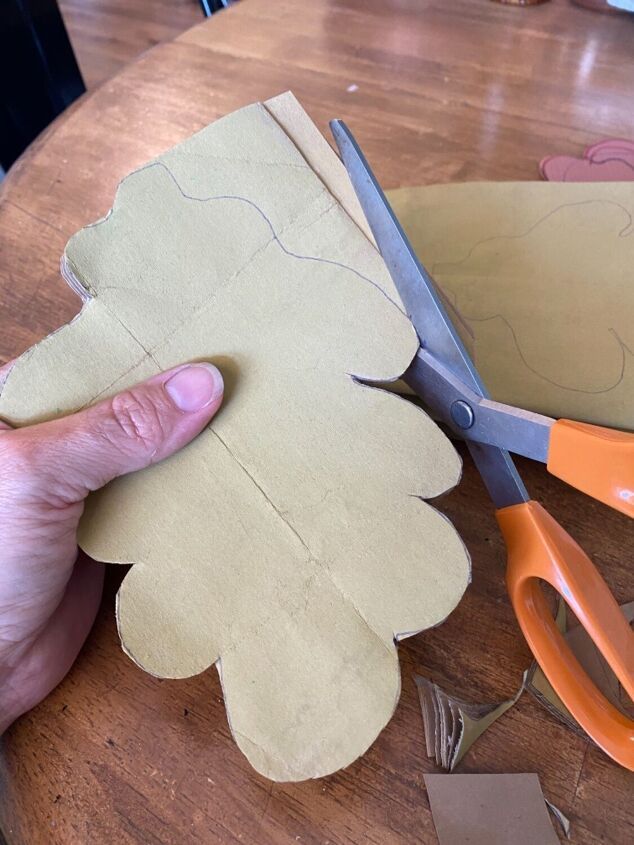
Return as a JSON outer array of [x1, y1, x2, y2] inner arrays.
[[388, 181, 634, 430], [0, 94, 470, 781]]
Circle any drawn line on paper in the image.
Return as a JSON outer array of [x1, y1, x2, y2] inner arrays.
[[95, 160, 406, 316], [433, 200, 633, 271], [72, 159, 411, 406], [467, 316, 631, 394], [433, 200, 633, 394]]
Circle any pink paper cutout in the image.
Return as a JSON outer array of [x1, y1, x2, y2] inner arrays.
[[540, 138, 634, 182]]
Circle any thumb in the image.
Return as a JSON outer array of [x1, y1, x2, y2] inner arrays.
[[12, 363, 224, 503]]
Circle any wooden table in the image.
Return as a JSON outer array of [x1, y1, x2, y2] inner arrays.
[[1, 1, 633, 842]]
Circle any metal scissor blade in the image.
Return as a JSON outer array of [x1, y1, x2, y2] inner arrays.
[[330, 119, 485, 397], [405, 352, 530, 506], [331, 119, 529, 507]]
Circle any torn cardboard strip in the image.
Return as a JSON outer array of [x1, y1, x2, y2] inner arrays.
[[0, 92, 471, 781]]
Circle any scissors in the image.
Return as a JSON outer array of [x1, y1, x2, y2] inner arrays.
[[331, 120, 634, 770]]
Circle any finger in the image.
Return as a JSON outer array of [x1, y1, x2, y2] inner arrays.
[[0, 554, 105, 731], [12, 362, 224, 502]]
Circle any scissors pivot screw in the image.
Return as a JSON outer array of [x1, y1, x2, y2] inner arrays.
[[450, 400, 475, 430]]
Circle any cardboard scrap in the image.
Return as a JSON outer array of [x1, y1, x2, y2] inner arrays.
[[0, 93, 471, 781], [386, 182, 634, 430], [545, 799, 572, 840], [424, 774, 561, 845], [525, 600, 634, 736], [414, 675, 523, 770]]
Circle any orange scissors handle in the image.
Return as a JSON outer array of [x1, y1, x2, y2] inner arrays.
[[548, 419, 634, 518], [497, 500, 634, 770]]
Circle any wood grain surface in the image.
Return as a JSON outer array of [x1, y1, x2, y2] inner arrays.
[[59, 0, 201, 89], [0, 1, 633, 842]]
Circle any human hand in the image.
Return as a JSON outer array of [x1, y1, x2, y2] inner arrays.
[[0, 362, 224, 732]]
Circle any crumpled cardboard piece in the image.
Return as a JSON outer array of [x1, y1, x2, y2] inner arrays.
[[424, 773, 562, 845], [525, 600, 634, 736], [0, 93, 471, 781], [414, 675, 523, 770], [387, 182, 634, 430]]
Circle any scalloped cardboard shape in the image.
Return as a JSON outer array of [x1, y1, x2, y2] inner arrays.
[[0, 93, 470, 781]]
